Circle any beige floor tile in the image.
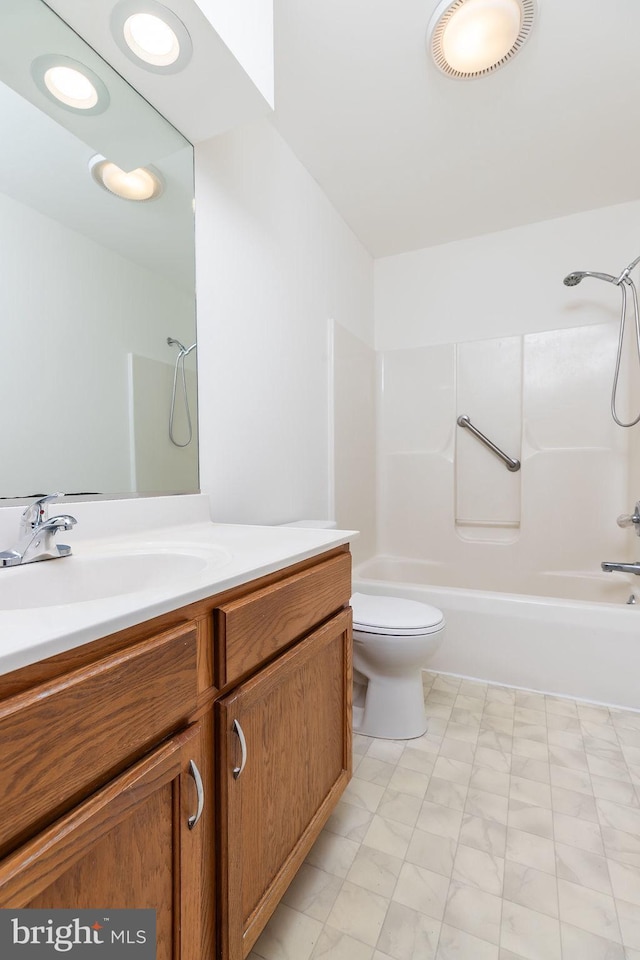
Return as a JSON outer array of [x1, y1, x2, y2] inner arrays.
[[510, 776, 552, 809], [362, 814, 413, 858], [392, 862, 450, 921], [435, 923, 498, 960], [557, 878, 622, 944], [405, 827, 456, 877], [386, 766, 430, 799], [510, 758, 549, 785], [550, 763, 594, 796], [601, 824, 640, 868], [507, 799, 553, 839], [416, 799, 463, 840], [356, 757, 397, 786], [342, 777, 385, 813], [503, 860, 558, 918], [505, 827, 556, 874], [475, 745, 512, 773], [346, 845, 403, 898], [459, 814, 506, 857], [591, 774, 639, 807], [617, 897, 640, 950], [465, 786, 509, 824], [512, 738, 549, 761], [377, 789, 422, 827], [365, 739, 406, 764], [555, 842, 612, 895], [432, 755, 473, 786], [470, 765, 511, 797], [425, 777, 467, 811], [500, 900, 561, 960], [396, 746, 435, 775], [306, 831, 360, 878], [550, 785, 598, 822], [452, 843, 504, 896], [310, 926, 374, 960], [326, 881, 389, 947], [282, 864, 343, 921], [477, 729, 513, 753], [253, 904, 324, 960], [377, 901, 440, 960], [443, 879, 502, 945], [324, 800, 374, 842], [554, 812, 604, 855], [437, 736, 476, 764], [607, 857, 640, 905], [560, 922, 625, 960]]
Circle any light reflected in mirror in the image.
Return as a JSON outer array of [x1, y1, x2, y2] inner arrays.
[[0, 0, 197, 501]]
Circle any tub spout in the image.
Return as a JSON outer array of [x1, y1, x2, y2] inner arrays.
[[601, 560, 640, 575]]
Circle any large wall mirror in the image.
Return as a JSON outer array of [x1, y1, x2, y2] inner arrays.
[[0, 0, 198, 501]]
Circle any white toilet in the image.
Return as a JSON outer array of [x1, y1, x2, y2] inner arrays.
[[351, 592, 445, 740], [279, 521, 446, 740]]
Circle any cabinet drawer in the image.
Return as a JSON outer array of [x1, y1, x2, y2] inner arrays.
[[215, 552, 351, 686], [0, 622, 198, 857]]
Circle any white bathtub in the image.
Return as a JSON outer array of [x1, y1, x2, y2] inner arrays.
[[353, 556, 640, 711]]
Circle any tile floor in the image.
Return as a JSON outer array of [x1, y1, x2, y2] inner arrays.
[[249, 671, 640, 960]]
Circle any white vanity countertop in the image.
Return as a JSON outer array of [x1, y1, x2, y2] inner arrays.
[[0, 501, 357, 677]]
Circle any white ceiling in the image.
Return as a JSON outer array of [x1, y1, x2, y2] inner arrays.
[[270, 0, 640, 258]]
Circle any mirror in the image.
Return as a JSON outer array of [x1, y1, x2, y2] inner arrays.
[[0, 0, 197, 500]]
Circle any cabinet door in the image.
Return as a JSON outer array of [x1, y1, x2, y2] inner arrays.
[[0, 719, 213, 960], [217, 607, 352, 960]]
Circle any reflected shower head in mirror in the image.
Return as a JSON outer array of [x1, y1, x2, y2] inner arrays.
[[167, 336, 196, 446]]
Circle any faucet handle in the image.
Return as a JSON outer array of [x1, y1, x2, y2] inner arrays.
[[21, 492, 65, 533]]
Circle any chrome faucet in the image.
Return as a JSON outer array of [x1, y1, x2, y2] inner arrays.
[[0, 493, 77, 567], [602, 560, 640, 576]]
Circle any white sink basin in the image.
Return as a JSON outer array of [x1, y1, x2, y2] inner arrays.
[[0, 547, 227, 610]]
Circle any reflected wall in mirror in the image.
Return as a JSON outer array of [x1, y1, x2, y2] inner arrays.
[[0, 0, 197, 500]]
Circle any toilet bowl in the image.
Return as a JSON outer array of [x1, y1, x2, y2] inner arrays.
[[351, 592, 445, 740]]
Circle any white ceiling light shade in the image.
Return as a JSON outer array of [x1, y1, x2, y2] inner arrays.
[[89, 155, 164, 202], [111, 0, 192, 74], [31, 55, 110, 114], [427, 0, 538, 79]]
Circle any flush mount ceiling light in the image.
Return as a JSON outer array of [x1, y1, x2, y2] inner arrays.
[[89, 155, 164, 202], [31, 55, 110, 114], [427, 0, 537, 79], [111, 0, 192, 74]]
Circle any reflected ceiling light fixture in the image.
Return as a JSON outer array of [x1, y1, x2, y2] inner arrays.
[[427, 0, 538, 79], [111, 0, 192, 73], [31, 55, 110, 114], [89, 155, 164, 202]]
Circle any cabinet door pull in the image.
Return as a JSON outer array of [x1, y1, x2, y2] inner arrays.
[[232, 719, 247, 780], [187, 759, 204, 829]]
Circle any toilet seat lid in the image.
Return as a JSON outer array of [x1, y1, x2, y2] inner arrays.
[[351, 592, 444, 636]]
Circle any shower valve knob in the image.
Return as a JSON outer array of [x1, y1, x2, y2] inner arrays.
[[617, 505, 640, 532]]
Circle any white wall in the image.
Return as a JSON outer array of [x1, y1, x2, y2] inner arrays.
[[195, 119, 374, 525], [375, 200, 640, 350]]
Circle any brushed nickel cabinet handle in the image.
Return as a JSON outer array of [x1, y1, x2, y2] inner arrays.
[[187, 759, 204, 829], [232, 719, 247, 780]]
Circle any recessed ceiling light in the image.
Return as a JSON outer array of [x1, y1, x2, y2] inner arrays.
[[31, 55, 109, 114], [427, 0, 538, 79], [89, 155, 164, 202], [111, 1, 192, 74]]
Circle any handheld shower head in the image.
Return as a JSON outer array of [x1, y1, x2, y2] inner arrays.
[[563, 270, 619, 287]]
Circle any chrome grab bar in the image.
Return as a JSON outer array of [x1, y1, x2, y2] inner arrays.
[[456, 415, 521, 472]]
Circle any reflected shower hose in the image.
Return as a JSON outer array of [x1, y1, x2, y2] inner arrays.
[[167, 337, 197, 446], [563, 255, 640, 428]]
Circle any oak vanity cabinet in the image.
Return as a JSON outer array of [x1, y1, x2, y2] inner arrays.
[[0, 545, 352, 960], [214, 550, 353, 960], [0, 620, 213, 960]]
